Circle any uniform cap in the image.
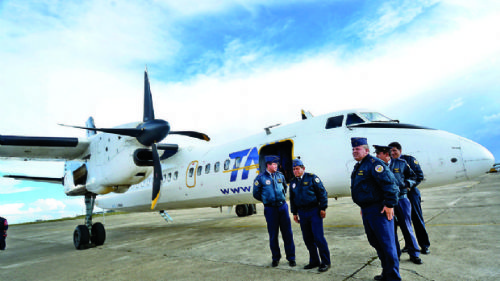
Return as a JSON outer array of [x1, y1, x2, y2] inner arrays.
[[292, 159, 303, 167], [351, 137, 368, 147], [265, 155, 280, 164], [373, 145, 391, 153]]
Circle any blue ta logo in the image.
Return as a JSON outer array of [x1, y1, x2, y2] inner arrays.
[[228, 147, 259, 182]]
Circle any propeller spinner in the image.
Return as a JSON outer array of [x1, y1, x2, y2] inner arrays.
[[61, 69, 210, 210]]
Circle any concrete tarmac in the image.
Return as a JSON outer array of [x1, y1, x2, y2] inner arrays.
[[1, 173, 499, 281]]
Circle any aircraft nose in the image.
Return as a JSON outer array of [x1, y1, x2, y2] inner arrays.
[[460, 137, 495, 179]]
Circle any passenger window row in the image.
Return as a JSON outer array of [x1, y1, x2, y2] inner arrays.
[[166, 157, 238, 181]]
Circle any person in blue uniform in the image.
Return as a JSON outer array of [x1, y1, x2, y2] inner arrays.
[[289, 158, 331, 272], [350, 138, 401, 281], [374, 145, 423, 265], [0, 216, 7, 250], [253, 155, 296, 267], [389, 142, 430, 255]]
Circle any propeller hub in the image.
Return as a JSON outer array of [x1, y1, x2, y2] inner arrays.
[[136, 119, 170, 146]]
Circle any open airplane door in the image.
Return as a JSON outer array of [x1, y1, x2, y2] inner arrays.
[[258, 139, 294, 183]]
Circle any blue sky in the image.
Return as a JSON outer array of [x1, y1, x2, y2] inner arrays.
[[1, 0, 499, 224]]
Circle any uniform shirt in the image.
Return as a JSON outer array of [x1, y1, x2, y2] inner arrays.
[[0, 217, 7, 237], [389, 158, 416, 198], [351, 154, 399, 209], [289, 172, 328, 215], [253, 170, 287, 205], [400, 155, 424, 187]]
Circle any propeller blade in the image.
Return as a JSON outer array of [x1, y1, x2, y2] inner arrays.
[[59, 124, 142, 137], [170, 131, 210, 142], [151, 143, 162, 210], [144, 69, 155, 122]]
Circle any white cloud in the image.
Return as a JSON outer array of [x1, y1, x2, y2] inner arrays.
[[448, 97, 464, 111], [0, 197, 86, 224], [484, 113, 500, 122]]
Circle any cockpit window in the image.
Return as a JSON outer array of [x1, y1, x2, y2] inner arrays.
[[346, 113, 365, 126], [325, 115, 344, 129], [359, 112, 393, 122]]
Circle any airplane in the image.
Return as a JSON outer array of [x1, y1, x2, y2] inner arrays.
[[0, 69, 495, 250]]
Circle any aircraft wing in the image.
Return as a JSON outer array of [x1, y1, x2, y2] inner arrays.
[[0, 135, 90, 160], [3, 175, 64, 184]]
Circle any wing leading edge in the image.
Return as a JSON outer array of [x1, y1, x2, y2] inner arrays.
[[0, 135, 90, 160]]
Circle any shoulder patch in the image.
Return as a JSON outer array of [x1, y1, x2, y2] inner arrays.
[[414, 160, 419, 165], [254, 180, 259, 186], [315, 177, 320, 183], [375, 165, 384, 173]]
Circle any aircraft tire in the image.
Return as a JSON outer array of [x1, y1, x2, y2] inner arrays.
[[91, 222, 106, 246], [73, 225, 90, 250], [247, 204, 255, 216], [235, 204, 248, 217]]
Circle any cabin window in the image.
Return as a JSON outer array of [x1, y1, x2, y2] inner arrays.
[[188, 168, 194, 177], [214, 162, 220, 173], [173, 171, 178, 180], [346, 113, 365, 126], [167, 173, 172, 182], [325, 115, 344, 129], [224, 159, 231, 170], [205, 164, 211, 174], [234, 157, 242, 168], [197, 166, 202, 176]]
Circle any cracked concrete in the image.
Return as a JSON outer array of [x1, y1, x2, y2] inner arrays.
[[1, 173, 499, 280]]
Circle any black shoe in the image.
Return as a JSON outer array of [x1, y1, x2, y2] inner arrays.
[[374, 274, 385, 281], [421, 247, 430, 254], [410, 256, 423, 264], [272, 260, 279, 267], [401, 246, 409, 253], [318, 264, 330, 272], [288, 260, 296, 267], [303, 263, 320, 269]]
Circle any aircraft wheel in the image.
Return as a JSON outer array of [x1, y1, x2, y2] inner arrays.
[[235, 204, 248, 217], [73, 225, 90, 250], [247, 204, 255, 216], [91, 222, 106, 246]]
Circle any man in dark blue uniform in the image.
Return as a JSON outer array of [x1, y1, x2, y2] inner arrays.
[[0, 216, 7, 250], [351, 138, 401, 281], [253, 155, 296, 267], [374, 145, 422, 265], [389, 142, 431, 255], [289, 158, 331, 272]]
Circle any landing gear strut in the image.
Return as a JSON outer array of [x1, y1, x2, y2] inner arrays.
[[73, 193, 106, 250]]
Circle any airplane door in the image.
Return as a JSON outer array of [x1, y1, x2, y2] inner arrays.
[[186, 161, 198, 188], [259, 140, 294, 183]]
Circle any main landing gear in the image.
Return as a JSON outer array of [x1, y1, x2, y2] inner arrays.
[[235, 204, 257, 217], [73, 193, 106, 250]]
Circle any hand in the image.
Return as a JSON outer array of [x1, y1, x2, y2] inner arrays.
[[381, 206, 394, 221], [320, 210, 326, 219], [293, 215, 300, 224]]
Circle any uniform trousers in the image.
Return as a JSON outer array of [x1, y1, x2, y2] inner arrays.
[[362, 204, 401, 281], [408, 188, 430, 249], [394, 197, 420, 257], [264, 202, 295, 262], [297, 207, 331, 266]]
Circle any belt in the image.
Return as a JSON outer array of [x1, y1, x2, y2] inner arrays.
[[297, 202, 319, 211], [264, 201, 285, 207]]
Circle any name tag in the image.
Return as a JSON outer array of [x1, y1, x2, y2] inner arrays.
[[394, 168, 400, 173], [358, 170, 364, 176]]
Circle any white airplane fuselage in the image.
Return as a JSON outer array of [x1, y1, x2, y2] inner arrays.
[[96, 110, 494, 212]]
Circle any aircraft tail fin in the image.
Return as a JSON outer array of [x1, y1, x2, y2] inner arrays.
[[86, 117, 97, 137]]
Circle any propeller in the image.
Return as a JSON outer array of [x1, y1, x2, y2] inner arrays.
[[61, 69, 210, 210]]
